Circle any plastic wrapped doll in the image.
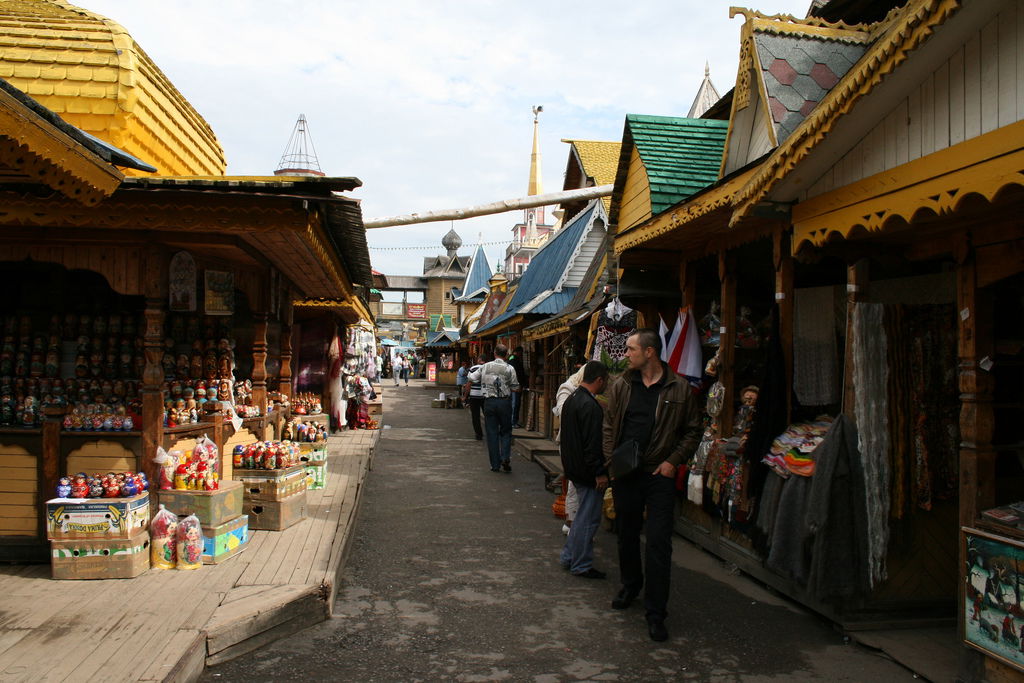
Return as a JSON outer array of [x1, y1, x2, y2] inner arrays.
[[151, 505, 179, 570], [176, 514, 203, 570]]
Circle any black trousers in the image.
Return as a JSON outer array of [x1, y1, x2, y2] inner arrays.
[[612, 471, 676, 619], [467, 396, 484, 439]]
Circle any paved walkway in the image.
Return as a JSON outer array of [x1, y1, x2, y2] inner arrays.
[[201, 379, 920, 682], [0, 425, 377, 683]]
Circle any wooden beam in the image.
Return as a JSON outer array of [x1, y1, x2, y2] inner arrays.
[[141, 245, 168, 492], [842, 259, 870, 419], [719, 251, 737, 436], [774, 231, 794, 421]]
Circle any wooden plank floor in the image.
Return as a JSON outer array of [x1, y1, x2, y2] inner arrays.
[[0, 428, 378, 683]]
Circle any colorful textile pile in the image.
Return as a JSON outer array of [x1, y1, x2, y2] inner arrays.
[[762, 417, 834, 478]]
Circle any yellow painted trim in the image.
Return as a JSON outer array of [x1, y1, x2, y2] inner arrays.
[[792, 120, 1024, 250], [0, 86, 122, 204], [614, 167, 758, 254], [731, 0, 964, 226]]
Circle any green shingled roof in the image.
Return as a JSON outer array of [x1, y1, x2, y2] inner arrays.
[[626, 114, 729, 216]]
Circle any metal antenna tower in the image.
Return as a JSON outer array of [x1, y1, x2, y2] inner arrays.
[[274, 114, 325, 176]]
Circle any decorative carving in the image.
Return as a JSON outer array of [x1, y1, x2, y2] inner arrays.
[[735, 38, 753, 111]]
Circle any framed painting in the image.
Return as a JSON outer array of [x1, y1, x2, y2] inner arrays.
[[168, 251, 196, 312], [204, 270, 235, 316], [963, 527, 1024, 673]]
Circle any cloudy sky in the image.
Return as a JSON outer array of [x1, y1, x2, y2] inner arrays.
[[82, 0, 812, 277]]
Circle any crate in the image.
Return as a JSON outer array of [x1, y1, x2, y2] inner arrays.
[[202, 514, 248, 564], [233, 465, 307, 502], [51, 528, 150, 580], [304, 461, 327, 490], [157, 479, 243, 528], [298, 442, 327, 464], [46, 492, 150, 540], [244, 490, 307, 531]]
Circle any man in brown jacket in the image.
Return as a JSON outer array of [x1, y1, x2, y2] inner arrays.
[[602, 328, 702, 641]]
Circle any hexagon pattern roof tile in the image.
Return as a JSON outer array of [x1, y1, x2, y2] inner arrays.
[[754, 31, 868, 143], [563, 139, 621, 213]]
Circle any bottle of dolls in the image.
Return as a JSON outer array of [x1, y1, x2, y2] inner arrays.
[[150, 505, 179, 570], [176, 514, 203, 570]]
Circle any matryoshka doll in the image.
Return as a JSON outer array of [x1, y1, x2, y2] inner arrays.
[[150, 505, 178, 570], [173, 463, 189, 490], [103, 478, 121, 498], [70, 474, 89, 498], [189, 340, 203, 379], [88, 479, 104, 498], [56, 476, 72, 498], [175, 514, 203, 570], [233, 444, 245, 470]]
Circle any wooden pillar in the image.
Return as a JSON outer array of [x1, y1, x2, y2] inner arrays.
[[40, 405, 63, 534], [774, 231, 794, 419], [956, 243, 995, 525], [718, 251, 736, 435], [279, 298, 294, 399], [141, 247, 167, 491], [252, 312, 269, 415], [842, 259, 870, 419], [678, 258, 696, 310]]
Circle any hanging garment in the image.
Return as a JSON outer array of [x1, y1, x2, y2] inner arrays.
[[793, 287, 839, 406], [766, 474, 812, 584], [852, 302, 890, 588], [804, 414, 871, 601], [659, 307, 703, 384], [591, 299, 636, 364]]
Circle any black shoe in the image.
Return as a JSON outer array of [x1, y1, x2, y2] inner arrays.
[[475, 435, 483, 440], [612, 587, 639, 610], [501, 461, 511, 473], [646, 616, 668, 642], [490, 468, 500, 472], [572, 568, 606, 579]]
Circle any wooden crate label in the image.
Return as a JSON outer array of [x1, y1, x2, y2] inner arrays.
[[46, 492, 150, 539]]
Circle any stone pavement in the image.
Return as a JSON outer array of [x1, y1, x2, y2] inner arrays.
[[201, 379, 921, 682], [0, 425, 377, 683]]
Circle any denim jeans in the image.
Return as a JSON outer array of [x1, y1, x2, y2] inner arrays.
[[482, 397, 512, 470], [560, 483, 603, 573], [612, 471, 676, 619], [467, 396, 484, 439]]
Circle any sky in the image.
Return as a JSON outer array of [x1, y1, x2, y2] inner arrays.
[[81, 0, 814, 277]]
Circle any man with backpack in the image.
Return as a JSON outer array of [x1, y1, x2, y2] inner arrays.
[[469, 344, 519, 472]]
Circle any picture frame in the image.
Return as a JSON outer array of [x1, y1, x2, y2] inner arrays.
[[963, 526, 1024, 673], [204, 270, 235, 316]]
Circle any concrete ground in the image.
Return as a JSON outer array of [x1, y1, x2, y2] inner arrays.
[[202, 379, 917, 682]]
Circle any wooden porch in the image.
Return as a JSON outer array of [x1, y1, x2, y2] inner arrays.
[[0, 428, 378, 682]]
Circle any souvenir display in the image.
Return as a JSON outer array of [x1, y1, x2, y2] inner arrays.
[[234, 379, 260, 417], [161, 313, 238, 425], [231, 440, 302, 471], [150, 505, 179, 570], [290, 392, 321, 415], [0, 314, 144, 428], [53, 470, 149, 499], [170, 435, 220, 490], [282, 419, 327, 444], [175, 513, 203, 570]]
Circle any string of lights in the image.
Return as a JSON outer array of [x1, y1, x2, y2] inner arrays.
[[368, 239, 513, 252]]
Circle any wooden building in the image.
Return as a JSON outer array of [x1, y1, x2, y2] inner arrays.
[[611, 1, 1024, 678]]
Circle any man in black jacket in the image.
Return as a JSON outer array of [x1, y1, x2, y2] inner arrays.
[[558, 360, 609, 579]]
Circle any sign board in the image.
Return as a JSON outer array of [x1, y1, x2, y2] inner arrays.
[[380, 302, 404, 317], [427, 362, 437, 382], [407, 304, 427, 319]]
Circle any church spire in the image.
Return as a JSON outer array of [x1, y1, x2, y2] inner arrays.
[[528, 105, 543, 196], [686, 62, 721, 119]]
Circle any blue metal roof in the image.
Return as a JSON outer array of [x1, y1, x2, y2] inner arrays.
[[425, 329, 460, 347], [456, 244, 493, 301], [474, 203, 596, 334]]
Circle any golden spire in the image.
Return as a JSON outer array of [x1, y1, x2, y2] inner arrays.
[[528, 105, 544, 196]]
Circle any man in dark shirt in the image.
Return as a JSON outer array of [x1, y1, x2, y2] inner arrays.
[[602, 328, 702, 642], [509, 346, 528, 427], [558, 361, 609, 578]]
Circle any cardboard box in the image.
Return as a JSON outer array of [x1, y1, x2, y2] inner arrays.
[[46, 492, 150, 540], [304, 461, 327, 490], [298, 442, 327, 464], [234, 465, 307, 502], [244, 490, 307, 531], [51, 528, 150, 580], [157, 479, 243, 528], [202, 514, 248, 564]]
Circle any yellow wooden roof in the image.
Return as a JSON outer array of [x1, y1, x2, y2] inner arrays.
[[562, 139, 621, 212], [0, 0, 225, 176]]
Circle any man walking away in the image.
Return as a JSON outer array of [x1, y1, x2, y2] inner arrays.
[[392, 353, 400, 387], [603, 329, 702, 642], [559, 361, 609, 579], [509, 346, 528, 427], [469, 344, 519, 472], [463, 356, 486, 440]]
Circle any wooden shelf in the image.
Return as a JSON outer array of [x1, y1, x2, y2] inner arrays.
[[61, 431, 142, 437], [0, 427, 42, 435], [164, 422, 216, 435]]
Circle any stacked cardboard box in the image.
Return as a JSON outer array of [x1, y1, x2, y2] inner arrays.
[[234, 465, 308, 531], [158, 480, 248, 563], [45, 492, 151, 579]]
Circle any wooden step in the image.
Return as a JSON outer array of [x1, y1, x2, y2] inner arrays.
[[205, 584, 328, 665], [512, 437, 559, 462]]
